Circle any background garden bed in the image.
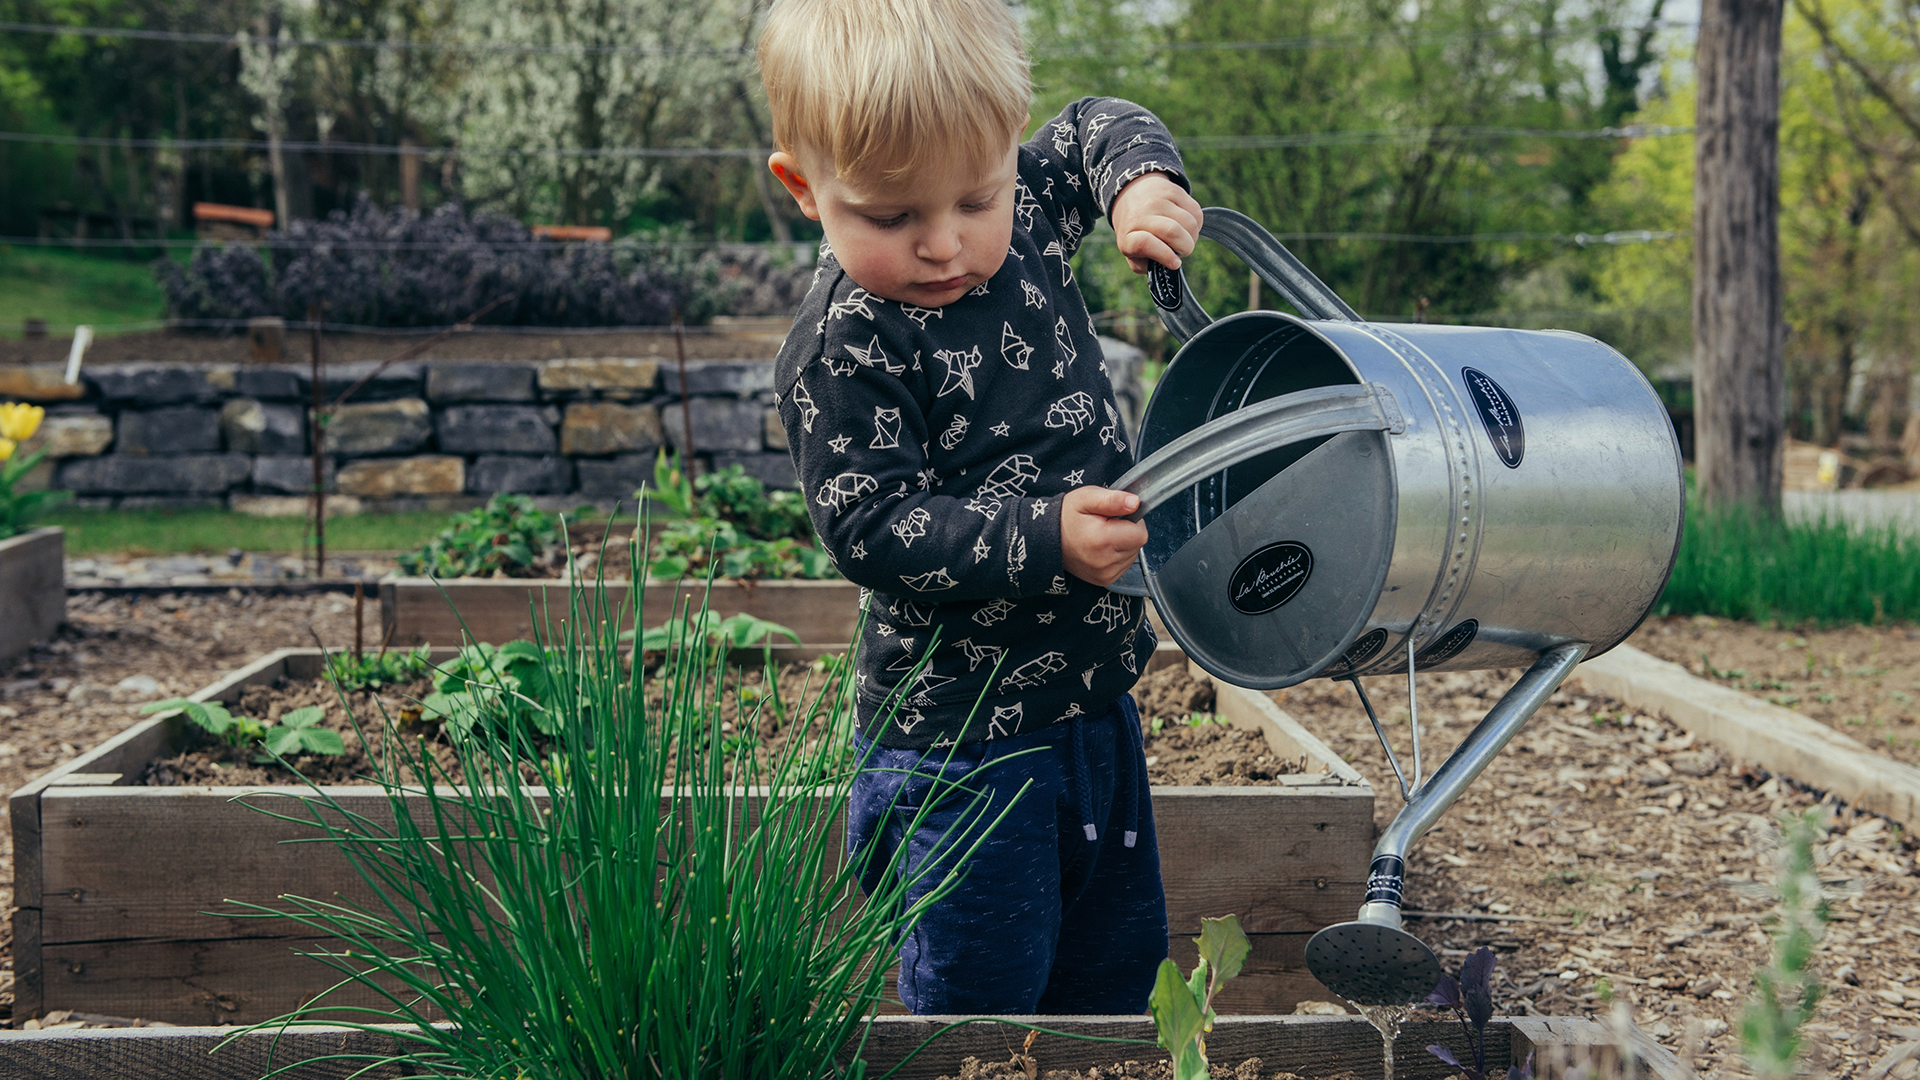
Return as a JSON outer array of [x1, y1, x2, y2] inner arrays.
[[10, 646, 1373, 1026], [0, 528, 64, 666]]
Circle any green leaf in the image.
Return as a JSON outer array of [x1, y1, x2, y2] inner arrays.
[[1149, 958, 1210, 1080], [298, 728, 346, 755], [264, 726, 304, 757], [281, 706, 325, 729], [1196, 914, 1250, 987]]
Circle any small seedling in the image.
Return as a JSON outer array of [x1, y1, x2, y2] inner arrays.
[[326, 646, 432, 692], [1740, 809, 1830, 1080], [1426, 947, 1532, 1080], [259, 706, 346, 761], [1148, 914, 1250, 1080], [140, 699, 345, 759]]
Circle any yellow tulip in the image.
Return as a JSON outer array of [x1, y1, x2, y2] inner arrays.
[[0, 402, 45, 442], [0, 437, 14, 462]]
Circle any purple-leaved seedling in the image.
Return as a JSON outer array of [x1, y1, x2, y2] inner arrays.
[[1426, 947, 1533, 1080], [1149, 914, 1251, 1080]]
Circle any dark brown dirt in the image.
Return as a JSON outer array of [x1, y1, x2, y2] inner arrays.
[[0, 327, 784, 367], [1629, 614, 1920, 767]]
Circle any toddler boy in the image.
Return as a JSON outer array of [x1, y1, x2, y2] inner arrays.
[[760, 0, 1202, 1014]]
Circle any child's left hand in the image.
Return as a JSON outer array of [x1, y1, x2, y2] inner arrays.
[[1110, 173, 1204, 275]]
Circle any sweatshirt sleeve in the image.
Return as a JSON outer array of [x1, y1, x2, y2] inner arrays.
[[1022, 96, 1190, 260], [776, 283, 1066, 602]]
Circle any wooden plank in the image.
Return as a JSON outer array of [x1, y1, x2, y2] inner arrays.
[[1574, 644, 1920, 828], [379, 576, 864, 647], [0, 1016, 1661, 1080], [38, 936, 444, 1030], [0, 526, 64, 665], [1164, 930, 1337, 1014], [40, 785, 1365, 944], [1511, 1015, 1694, 1080]]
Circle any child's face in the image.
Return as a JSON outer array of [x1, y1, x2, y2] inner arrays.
[[770, 139, 1018, 307]]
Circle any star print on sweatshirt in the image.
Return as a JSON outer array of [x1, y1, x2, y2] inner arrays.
[[774, 97, 1183, 749]]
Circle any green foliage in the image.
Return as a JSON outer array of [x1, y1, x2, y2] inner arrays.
[[222, 573, 1009, 1078], [1149, 914, 1250, 1080], [1656, 499, 1920, 625], [419, 640, 558, 739], [0, 248, 170, 332], [324, 646, 433, 693], [640, 452, 837, 581], [1741, 810, 1831, 1080], [138, 698, 345, 760], [44, 507, 455, 556], [396, 494, 570, 579], [0, 444, 67, 541], [631, 611, 800, 654]]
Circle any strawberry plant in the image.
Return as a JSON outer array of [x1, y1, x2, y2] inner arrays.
[[641, 452, 837, 581], [1149, 914, 1251, 1080], [139, 699, 345, 760], [325, 646, 433, 692], [396, 495, 570, 579]]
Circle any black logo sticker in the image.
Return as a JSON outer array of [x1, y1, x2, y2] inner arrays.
[[1415, 619, 1478, 666], [1228, 541, 1313, 615], [1461, 367, 1524, 468], [1328, 627, 1389, 676]]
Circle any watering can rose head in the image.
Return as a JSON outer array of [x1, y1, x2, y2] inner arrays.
[[0, 402, 45, 444]]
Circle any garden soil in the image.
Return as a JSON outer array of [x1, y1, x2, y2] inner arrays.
[[3, 599, 1918, 1080], [1628, 614, 1920, 767]]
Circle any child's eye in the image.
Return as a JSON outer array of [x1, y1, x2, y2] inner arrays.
[[963, 199, 997, 213], [866, 214, 907, 230]]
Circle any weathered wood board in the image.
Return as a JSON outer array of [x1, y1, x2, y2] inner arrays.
[[0, 1016, 1691, 1080], [0, 527, 64, 664], [13, 647, 1374, 1026], [379, 576, 865, 647]]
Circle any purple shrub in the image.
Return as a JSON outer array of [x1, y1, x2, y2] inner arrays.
[[155, 200, 811, 329]]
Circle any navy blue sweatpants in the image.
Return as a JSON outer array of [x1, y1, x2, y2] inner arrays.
[[846, 695, 1168, 1015]]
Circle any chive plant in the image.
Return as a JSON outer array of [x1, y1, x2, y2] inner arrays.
[[1658, 500, 1920, 626], [229, 567, 1015, 1079]]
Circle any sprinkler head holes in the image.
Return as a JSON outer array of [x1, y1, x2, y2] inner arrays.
[[1304, 921, 1443, 1007]]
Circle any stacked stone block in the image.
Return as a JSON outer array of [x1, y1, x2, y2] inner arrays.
[[16, 357, 795, 512], [2, 338, 1144, 512]]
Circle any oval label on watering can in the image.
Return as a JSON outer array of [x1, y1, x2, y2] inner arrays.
[[1326, 627, 1389, 676], [1461, 367, 1524, 468], [1415, 619, 1478, 666], [1228, 541, 1313, 615]]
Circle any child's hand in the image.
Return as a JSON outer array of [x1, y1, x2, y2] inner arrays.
[[1110, 173, 1203, 275], [1061, 486, 1149, 587]]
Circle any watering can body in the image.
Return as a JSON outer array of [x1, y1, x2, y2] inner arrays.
[[1117, 210, 1685, 691], [1114, 210, 1685, 1005]]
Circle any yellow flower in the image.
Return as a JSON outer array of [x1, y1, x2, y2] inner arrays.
[[0, 402, 45, 443], [0, 437, 14, 462]]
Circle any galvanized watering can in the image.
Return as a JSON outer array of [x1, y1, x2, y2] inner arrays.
[[1109, 209, 1684, 1006]]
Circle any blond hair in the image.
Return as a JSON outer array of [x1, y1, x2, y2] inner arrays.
[[759, 0, 1031, 186]]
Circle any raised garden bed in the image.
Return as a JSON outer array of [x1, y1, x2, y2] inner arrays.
[[0, 1014, 1691, 1080], [379, 574, 865, 649], [9, 647, 1373, 1026], [0, 527, 64, 665]]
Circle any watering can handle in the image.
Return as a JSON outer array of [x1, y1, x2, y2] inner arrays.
[[1113, 382, 1404, 521], [1147, 208, 1361, 339]]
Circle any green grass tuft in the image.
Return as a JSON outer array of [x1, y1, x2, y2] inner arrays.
[[1656, 498, 1920, 626], [47, 508, 459, 556], [0, 246, 170, 333]]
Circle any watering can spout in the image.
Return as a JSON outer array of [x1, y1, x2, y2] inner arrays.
[[1304, 641, 1589, 1006]]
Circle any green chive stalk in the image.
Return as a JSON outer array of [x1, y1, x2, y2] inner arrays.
[[227, 547, 1013, 1079]]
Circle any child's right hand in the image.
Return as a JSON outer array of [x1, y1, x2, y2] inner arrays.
[[1061, 486, 1148, 587]]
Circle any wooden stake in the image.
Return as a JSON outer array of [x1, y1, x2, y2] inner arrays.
[[674, 306, 695, 473], [308, 303, 327, 580], [354, 581, 364, 661]]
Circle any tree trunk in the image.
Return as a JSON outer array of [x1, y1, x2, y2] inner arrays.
[[1693, 0, 1786, 511]]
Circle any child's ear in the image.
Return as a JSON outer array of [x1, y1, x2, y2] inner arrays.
[[769, 152, 822, 221]]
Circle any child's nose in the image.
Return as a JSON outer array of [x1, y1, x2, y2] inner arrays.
[[917, 226, 962, 264]]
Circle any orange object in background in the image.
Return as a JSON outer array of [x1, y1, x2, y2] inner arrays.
[[531, 224, 612, 241], [193, 202, 274, 241]]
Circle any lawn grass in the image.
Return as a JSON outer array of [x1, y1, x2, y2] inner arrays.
[[46, 508, 460, 556], [0, 245, 171, 333], [1656, 498, 1920, 626]]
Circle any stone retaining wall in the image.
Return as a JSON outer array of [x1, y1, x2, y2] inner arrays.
[[0, 338, 1146, 513]]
